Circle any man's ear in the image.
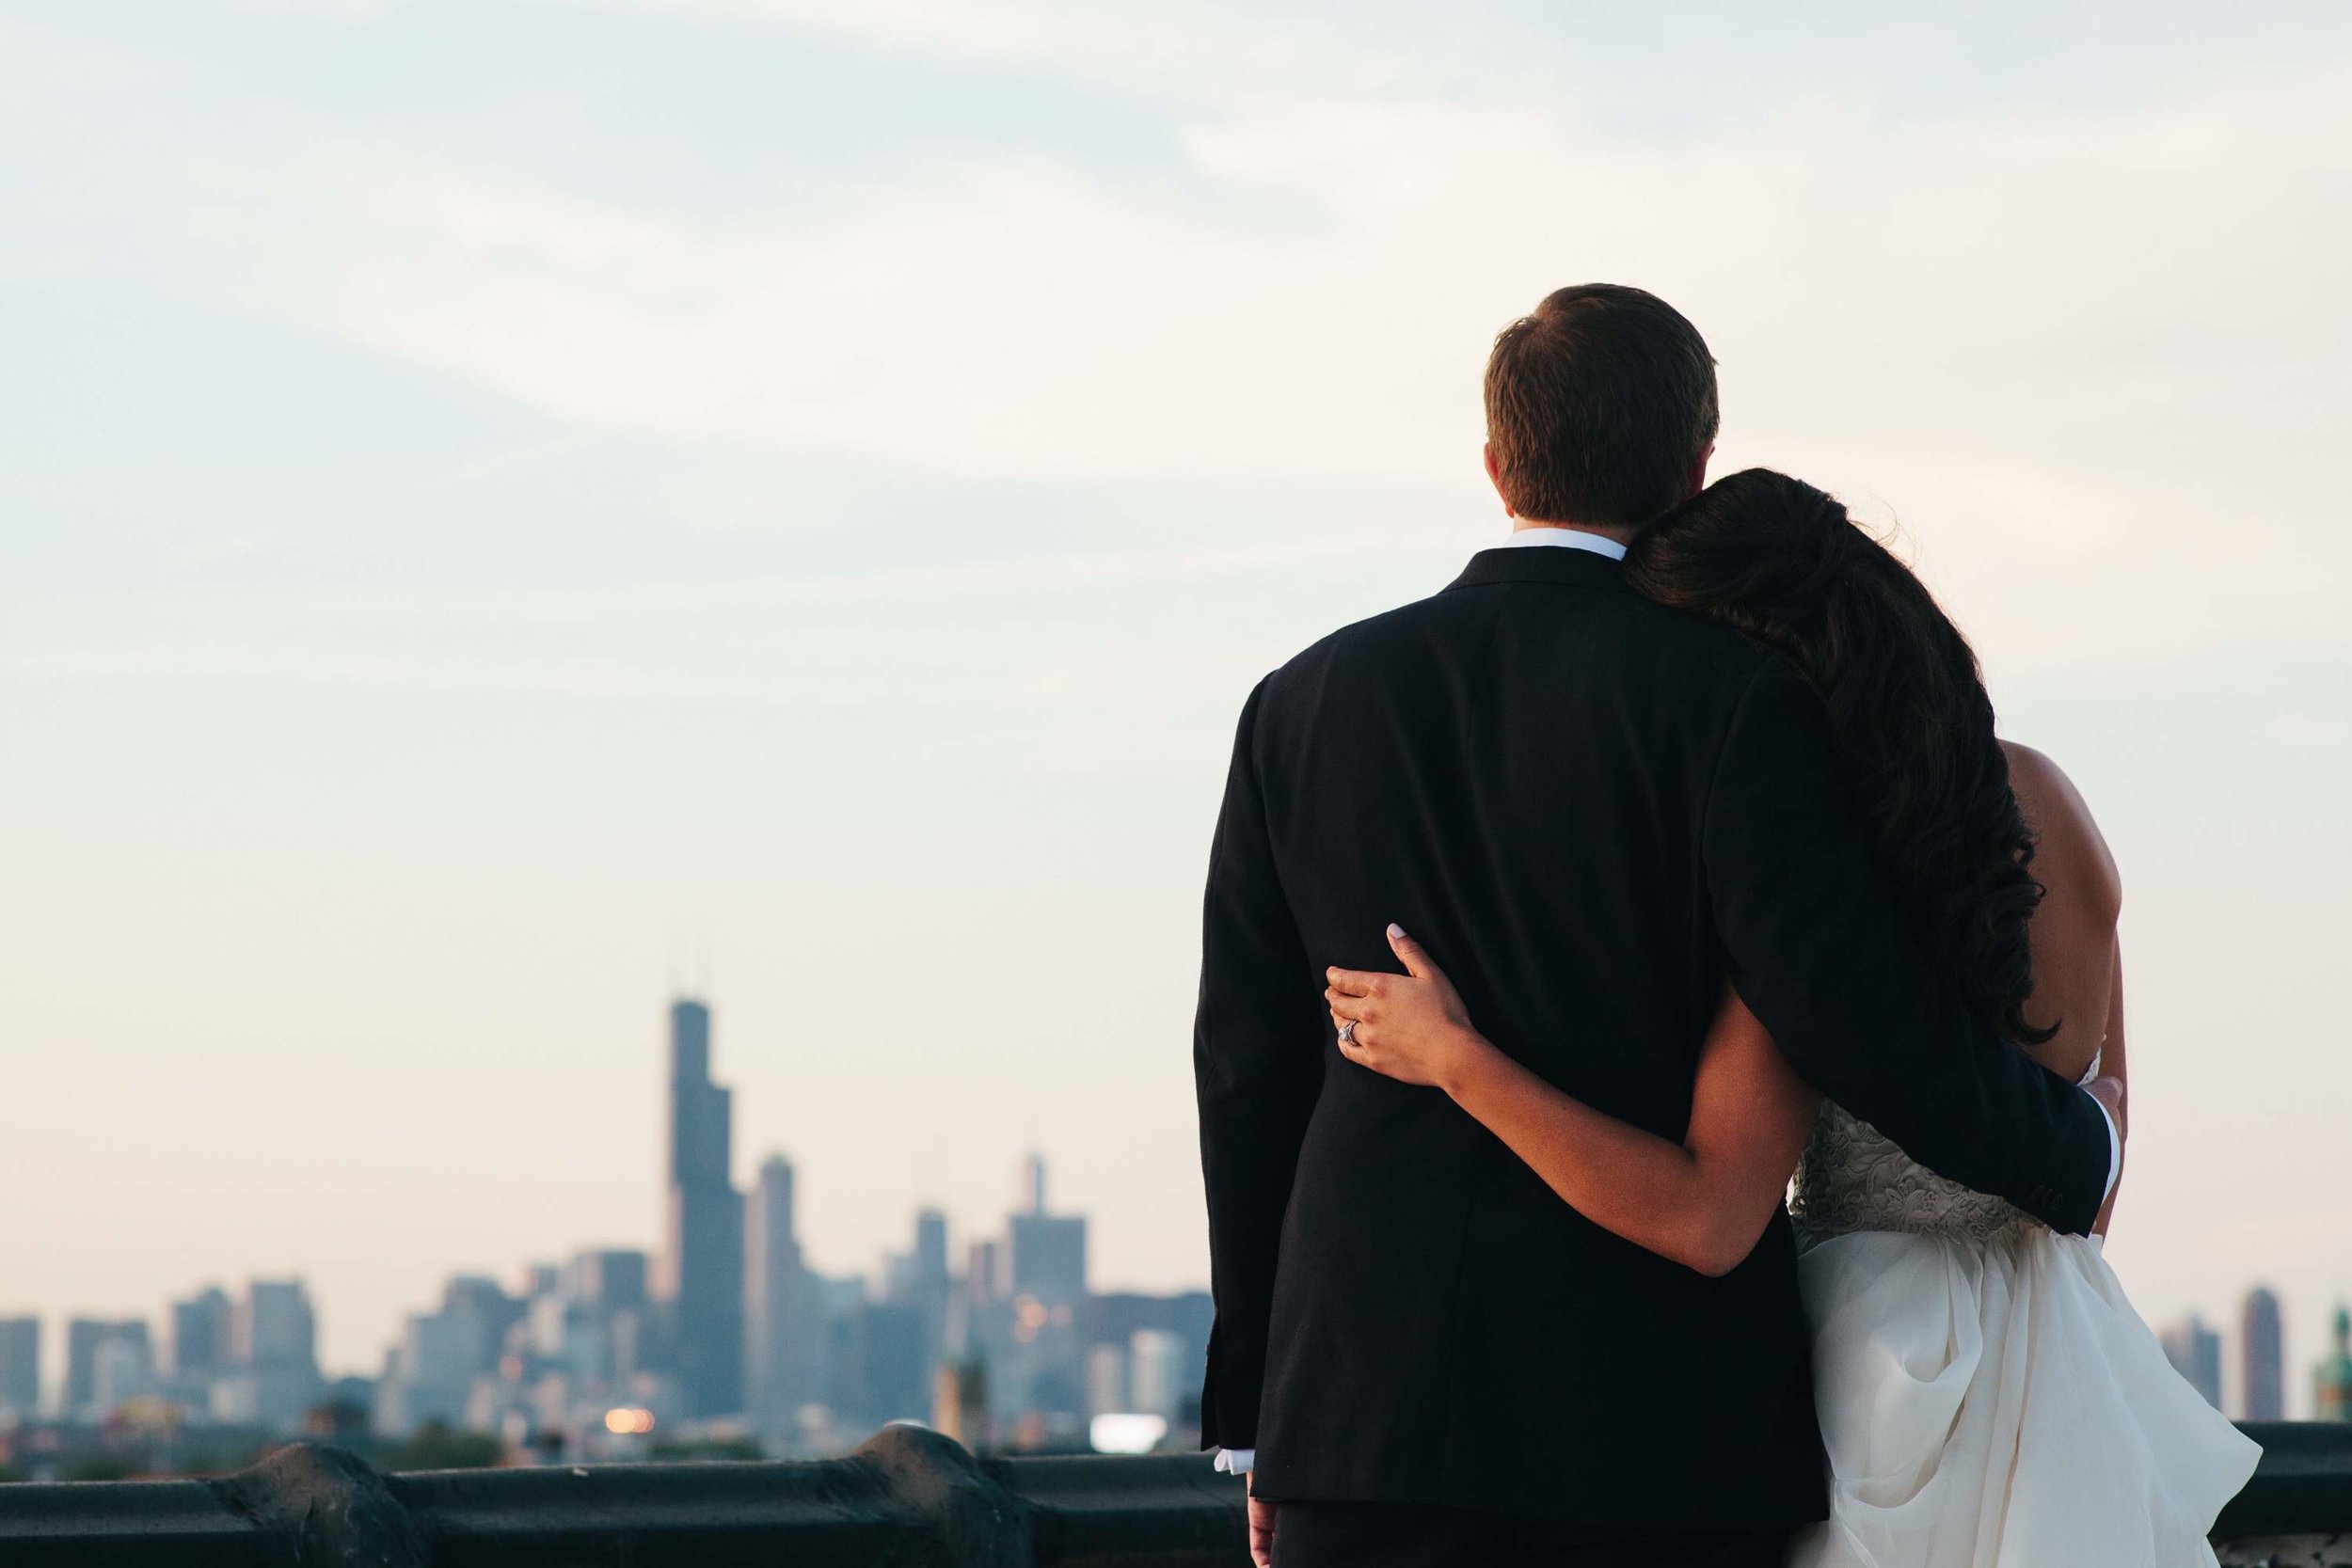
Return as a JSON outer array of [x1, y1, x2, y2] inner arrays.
[[1685, 441, 1714, 500], [1483, 442, 1511, 515]]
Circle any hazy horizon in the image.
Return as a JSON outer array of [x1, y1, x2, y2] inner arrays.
[[6, 0, 2350, 1415]]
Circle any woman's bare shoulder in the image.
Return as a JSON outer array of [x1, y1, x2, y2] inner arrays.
[[1999, 739, 2122, 918]]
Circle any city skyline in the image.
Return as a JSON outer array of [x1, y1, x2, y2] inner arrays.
[[13, 976, 2347, 1418], [1, 990, 1209, 1452], [8, 987, 2350, 1447]]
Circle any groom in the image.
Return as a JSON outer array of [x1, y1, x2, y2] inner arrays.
[[1192, 285, 2121, 1567]]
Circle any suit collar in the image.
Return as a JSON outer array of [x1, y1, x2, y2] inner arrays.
[[1444, 545, 1629, 594]]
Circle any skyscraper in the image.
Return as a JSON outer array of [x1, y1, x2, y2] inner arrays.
[[1009, 1211, 1088, 1305], [998, 1155, 1089, 1436], [913, 1211, 950, 1303], [1009, 1156, 1087, 1306], [0, 1318, 40, 1417], [220, 1279, 322, 1431], [656, 997, 744, 1416], [233, 1281, 318, 1370], [884, 1208, 952, 1401], [171, 1286, 231, 1380], [2242, 1286, 2285, 1421], [745, 1153, 817, 1445], [2158, 1315, 2223, 1410]]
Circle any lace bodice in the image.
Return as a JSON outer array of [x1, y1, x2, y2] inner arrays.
[[1789, 1101, 2036, 1244]]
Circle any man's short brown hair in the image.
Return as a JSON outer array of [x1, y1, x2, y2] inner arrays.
[[1484, 285, 1719, 529]]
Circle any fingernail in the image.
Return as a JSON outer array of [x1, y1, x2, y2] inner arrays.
[[1387, 923, 1406, 939]]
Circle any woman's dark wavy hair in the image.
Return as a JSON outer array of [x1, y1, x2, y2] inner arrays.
[[1624, 467, 2053, 1045]]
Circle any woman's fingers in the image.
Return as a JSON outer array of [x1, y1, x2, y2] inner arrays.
[[1385, 923, 1434, 979], [1325, 966, 1386, 998]]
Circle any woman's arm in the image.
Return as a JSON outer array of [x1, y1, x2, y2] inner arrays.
[[2001, 740, 2122, 1085], [1327, 927, 1820, 1277], [2092, 947, 2128, 1236], [1999, 741, 2129, 1233]]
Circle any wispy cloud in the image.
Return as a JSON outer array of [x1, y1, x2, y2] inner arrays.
[[166, 42, 2352, 666]]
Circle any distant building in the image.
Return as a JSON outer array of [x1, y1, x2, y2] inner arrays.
[[1127, 1330, 1189, 1422], [966, 1240, 1006, 1305], [909, 1208, 951, 1349], [2159, 1316, 2224, 1410], [873, 1207, 952, 1425], [555, 1248, 655, 1388], [232, 1280, 317, 1370], [170, 1288, 231, 1382], [219, 1280, 323, 1431], [0, 1317, 40, 1418], [656, 998, 744, 1418], [827, 1302, 930, 1428], [1086, 1341, 1127, 1417], [568, 1250, 649, 1313], [745, 1155, 818, 1449], [375, 1277, 508, 1436], [64, 1318, 150, 1419], [2242, 1286, 2285, 1421], [65, 1318, 108, 1418], [2316, 1306, 2352, 1422], [372, 1245, 677, 1449], [984, 1156, 1091, 1443], [1086, 1291, 1213, 1436], [1009, 1213, 1087, 1311], [92, 1323, 156, 1412]]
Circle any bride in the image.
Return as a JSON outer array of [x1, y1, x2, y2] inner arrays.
[[1322, 468, 2259, 1566]]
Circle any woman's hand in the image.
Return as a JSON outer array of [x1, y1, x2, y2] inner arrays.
[[1326, 924, 1492, 1092]]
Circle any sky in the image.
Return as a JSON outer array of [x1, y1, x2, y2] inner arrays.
[[3, 0, 2348, 1408]]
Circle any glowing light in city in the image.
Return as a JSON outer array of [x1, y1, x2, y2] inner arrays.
[[603, 1407, 656, 1434], [1089, 1413, 1168, 1455]]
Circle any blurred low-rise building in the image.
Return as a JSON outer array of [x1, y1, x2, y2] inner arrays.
[[375, 1276, 514, 1436], [2160, 1314, 2224, 1410], [374, 1248, 675, 1457], [64, 1318, 153, 1421], [0, 1317, 41, 1419], [2315, 1306, 2352, 1422], [1082, 1291, 1212, 1451]]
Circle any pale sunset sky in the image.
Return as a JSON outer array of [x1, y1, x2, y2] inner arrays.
[[4, 1, 2348, 1409]]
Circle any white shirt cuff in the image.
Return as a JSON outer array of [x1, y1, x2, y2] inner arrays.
[[2090, 1093, 2122, 1201], [1214, 1448, 1255, 1474]]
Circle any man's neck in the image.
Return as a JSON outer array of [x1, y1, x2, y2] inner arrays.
[[1509, 517, 1639, 547]]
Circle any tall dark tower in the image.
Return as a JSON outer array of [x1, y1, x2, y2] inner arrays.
[[657, 997, 745, 1417], [2243, 1286, 2285, 1421]]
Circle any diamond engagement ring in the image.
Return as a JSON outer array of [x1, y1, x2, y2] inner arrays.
[[1337, 1020, 1357, 1046]]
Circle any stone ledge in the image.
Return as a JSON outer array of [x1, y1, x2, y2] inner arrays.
[[0, 1420, 2341, 1565]]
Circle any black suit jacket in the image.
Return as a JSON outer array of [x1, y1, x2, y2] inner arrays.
[[1193, 544, 2110, 1527]]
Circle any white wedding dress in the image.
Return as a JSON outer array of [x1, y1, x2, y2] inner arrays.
[[1786, 1097, 2261, 1568]]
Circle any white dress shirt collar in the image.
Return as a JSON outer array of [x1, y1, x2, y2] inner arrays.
[[1502, 526, 1629, 561]]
